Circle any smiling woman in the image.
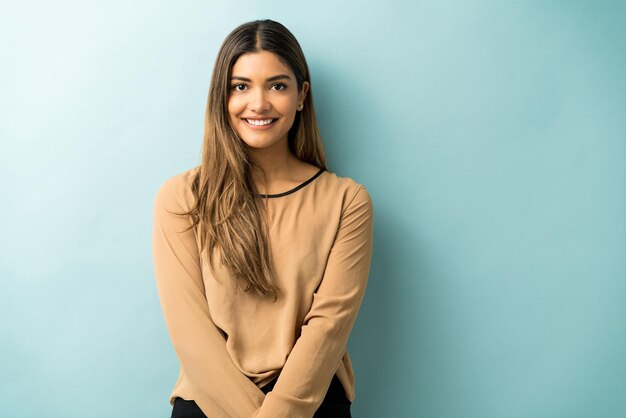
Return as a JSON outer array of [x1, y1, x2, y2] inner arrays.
[[152, 19, 374, 418]]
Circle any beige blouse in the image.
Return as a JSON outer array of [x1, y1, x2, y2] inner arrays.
[[152, 165, 374, 418]]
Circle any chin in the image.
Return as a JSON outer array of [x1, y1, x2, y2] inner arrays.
[[240, 138, 279, 150], [239, 133, 288, 149]]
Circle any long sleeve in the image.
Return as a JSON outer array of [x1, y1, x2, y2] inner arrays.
[[152, 178, 265, 418], [252, 185, 374, 418]]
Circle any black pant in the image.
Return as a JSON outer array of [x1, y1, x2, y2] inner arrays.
[[171, 374, 351, 418]]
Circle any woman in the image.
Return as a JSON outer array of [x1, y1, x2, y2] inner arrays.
[[152, 19, 374, 418]]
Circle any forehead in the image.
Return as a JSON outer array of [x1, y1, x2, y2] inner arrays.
[[231, 50, 294, 77]]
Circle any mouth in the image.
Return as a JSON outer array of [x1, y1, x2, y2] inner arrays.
[[242, 118, 277, 127]]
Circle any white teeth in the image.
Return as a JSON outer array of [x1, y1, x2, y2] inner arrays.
[[246, 118, 274, 126]]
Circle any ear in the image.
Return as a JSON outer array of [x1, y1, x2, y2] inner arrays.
[[299, 81, 310, 104]]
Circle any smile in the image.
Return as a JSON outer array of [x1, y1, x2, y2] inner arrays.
[[244, 118, 276, 126]]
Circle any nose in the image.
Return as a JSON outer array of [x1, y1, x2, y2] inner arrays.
[[249, 88, 271, 113]]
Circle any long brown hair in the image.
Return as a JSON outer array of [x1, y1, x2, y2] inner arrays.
[[176, 19, 326, 300]]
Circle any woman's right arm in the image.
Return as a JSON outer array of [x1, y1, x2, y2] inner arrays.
[[152, 177, 265, 418]]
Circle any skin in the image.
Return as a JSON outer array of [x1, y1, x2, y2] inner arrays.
[[227, 50, 319, 194]]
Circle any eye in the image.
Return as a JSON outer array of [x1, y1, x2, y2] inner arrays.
[[271, 83, 287, 91], [231, 83, 247, 91]]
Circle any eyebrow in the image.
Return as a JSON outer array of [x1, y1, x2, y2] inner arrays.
[[230, 74, 292, 82]]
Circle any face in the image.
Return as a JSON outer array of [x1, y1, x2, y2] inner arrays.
[[227, 50, 309, 152]]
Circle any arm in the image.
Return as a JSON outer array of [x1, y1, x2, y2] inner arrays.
[[152, 178, 265, 418], [252, 185, 374, 418]]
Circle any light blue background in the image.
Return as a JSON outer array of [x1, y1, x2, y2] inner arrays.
[[1, 1, 625, 417]]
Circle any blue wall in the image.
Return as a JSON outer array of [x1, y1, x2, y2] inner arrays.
[[1, 1, 625, 417]]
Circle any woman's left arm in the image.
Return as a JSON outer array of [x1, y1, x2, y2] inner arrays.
[[252, 185, 374, 418]]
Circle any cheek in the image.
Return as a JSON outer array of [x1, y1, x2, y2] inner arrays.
[[278, 96, 299, 114], [227, 98, 242, 118]]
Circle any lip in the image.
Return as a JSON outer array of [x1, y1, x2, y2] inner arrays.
[[241, 117, 277, 130]]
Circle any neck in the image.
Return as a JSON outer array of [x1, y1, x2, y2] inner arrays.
[[246, 138, 300, 190]]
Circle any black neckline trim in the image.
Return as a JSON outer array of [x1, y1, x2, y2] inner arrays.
[[255, 168, 325, 198]]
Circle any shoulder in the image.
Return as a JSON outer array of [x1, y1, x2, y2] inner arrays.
[[154, 165, 201, 211], [318, 170, 373, 214], [163, 165, 200, 189]]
